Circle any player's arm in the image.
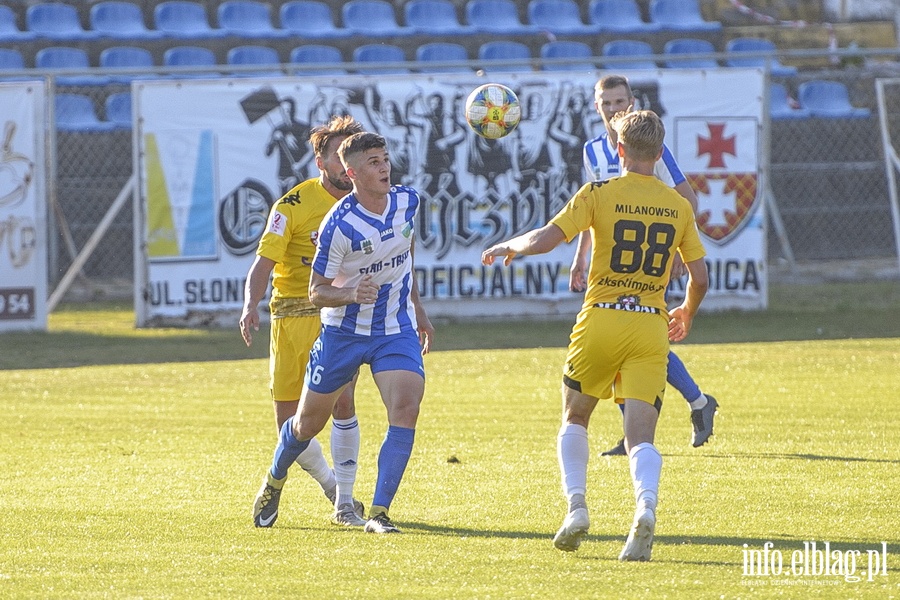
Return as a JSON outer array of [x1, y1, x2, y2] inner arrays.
[[309, 271, 380, 308], [239, 255, 276, 347], [569, 232, 591, 292], [409, 234, 434, 354], [482, 223, 567, 266], [668, 257, 708, 343]]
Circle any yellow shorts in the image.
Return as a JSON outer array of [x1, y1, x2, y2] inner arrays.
[[562, 306, 668, 405], [269, 315, 321, 401]]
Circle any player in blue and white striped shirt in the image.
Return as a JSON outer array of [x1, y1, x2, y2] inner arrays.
[[253, 132, 434, 534], [573, 75, 719, 456]]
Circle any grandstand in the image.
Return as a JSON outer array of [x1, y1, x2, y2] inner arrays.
[[0, 0, 898, 302]]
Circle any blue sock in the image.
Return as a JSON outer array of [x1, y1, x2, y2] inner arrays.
[[270, 416, 310, 480], [667, 351, 701, 404], [372, 426, 415, 511]]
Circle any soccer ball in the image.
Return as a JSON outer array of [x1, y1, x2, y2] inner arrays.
[[464, 83, 521, 140]]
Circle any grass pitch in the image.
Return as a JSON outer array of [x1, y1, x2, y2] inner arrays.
[[1, 284, 899, 598]]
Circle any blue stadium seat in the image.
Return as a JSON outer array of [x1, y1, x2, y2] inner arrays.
[[154, 1, 227, 39], [769, 83, 810, 120], [478, 41, 532, 73], [725, 37, 797, 77], [35, 47, 111, 86], [290, 45, 346, 75], [663, 38, 718, 68], [540, 41, 595, 72], [352, 44, 409, 74], [100, 46, 157, 83], [163, 45, 220, 78], [0, 6, 36, 42], [342, 1, 413, 38], [602, 40, 658, 70], [405, 0, 473, 36], [588, 0, 659, 34], [798, 80, 871, 119], [105, 91, 132, 129], [55, 93, 117, 132], [279, 1, 350, 39], [649, 0, 721, 32], [416, 42, 471, 73], [27, 3, 100, 41], [0, 48, 35, 81], [227, 45, 283, 77], [466, 0, 535, 35], [218, 1, 290, 39], [90, 2, 164, 40], [528, 0, 600, 35]]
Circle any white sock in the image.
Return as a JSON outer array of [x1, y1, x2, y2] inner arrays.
[[629, 442, 662, 512], [688, 394, 708, 410], [331, 416, 360, 507], [295, 437, 336, 492], [557, 423, 589, 505]]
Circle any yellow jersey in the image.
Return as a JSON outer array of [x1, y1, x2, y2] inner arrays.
[[551, 172, 706, 312], [256, 177, 340, 317]]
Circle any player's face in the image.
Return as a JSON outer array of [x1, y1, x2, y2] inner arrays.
[[319, 136, 353, 192], [595, 85, 633, 127], [348, 148, 392, 197]]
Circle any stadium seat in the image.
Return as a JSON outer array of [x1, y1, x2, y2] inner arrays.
[[478, 41, 532, 73], [227, 45, 283, 77], [217, 1, 290, 39], [0, 6, 36, 41], [649, 0, 721, 32], [99, 46, 156, 83], [769, 83, 810, 120], [528, 0, 600, 35], [725, 37, 797, 77], [663, 38, 718, 69], [0, 48, 34, 81], [289, 45, 346, 75], [352, 44, 409, 75], [465, 0, 535, 35], [342, 1, 413, 38], [797, 80, 872, 119], [588, 0, 658, 34], [154, 1, 227, 39], [105, 91, 132, 129], [415, 42, 471, 73], [35, 47, 111, 86], [90, 2, 164, 40], [55, 93, 117, 132], [27, 3, 100, 41], [540, 41, 595, 71], [405, 0, 473, 36], [602, 40, 658, 70], [163, 45, 219, 78], [279, 1, 350, 39]]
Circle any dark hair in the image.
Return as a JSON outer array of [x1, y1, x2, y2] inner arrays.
[[309, 115, 364, 158], [337, 131, 387, 163], [596, 75, 633, 99]]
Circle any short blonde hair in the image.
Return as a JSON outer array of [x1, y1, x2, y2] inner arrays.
[[610, 110, 664, 161]]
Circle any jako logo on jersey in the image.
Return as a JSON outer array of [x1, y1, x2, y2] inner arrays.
[[380, 227, 393, 240], [268, 211, 287, 236], [361, 239, 374, 254]]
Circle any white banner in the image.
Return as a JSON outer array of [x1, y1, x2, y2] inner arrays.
[[135, 70, 766, 325], [0, 82, 47, 331]]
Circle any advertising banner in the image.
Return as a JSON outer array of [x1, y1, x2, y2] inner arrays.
[[135, 70, 766, 325]]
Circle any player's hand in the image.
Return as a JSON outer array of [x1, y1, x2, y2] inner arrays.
[[353, 274, 380, 304], [669, 252, 687, 280], [481, 245, 516, 266], [239, 306, 259, 347], [417, 312, 435, 355], [569, 257, 587, 293], [667, 305, 693, 343]]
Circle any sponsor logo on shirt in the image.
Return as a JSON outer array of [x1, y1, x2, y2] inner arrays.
[[268, 211, 287, 236]]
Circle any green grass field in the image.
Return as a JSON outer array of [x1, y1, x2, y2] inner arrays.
[[1, 282, 899, 598]]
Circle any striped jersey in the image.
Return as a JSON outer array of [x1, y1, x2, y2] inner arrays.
[[313, 185, 419, 336], [583, 130, 686, 186]]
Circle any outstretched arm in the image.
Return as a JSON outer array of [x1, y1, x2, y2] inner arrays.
[[668, 257, 708, 343], [482, 223, 567, 266]]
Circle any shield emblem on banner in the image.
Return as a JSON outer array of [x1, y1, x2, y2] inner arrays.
[[675, 118, 760, 245]]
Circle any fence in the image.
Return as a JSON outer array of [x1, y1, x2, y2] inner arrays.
[[28, 49, 900, 304]]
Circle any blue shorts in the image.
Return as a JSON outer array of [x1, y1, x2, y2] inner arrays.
[[305, 326, 425, 394]]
